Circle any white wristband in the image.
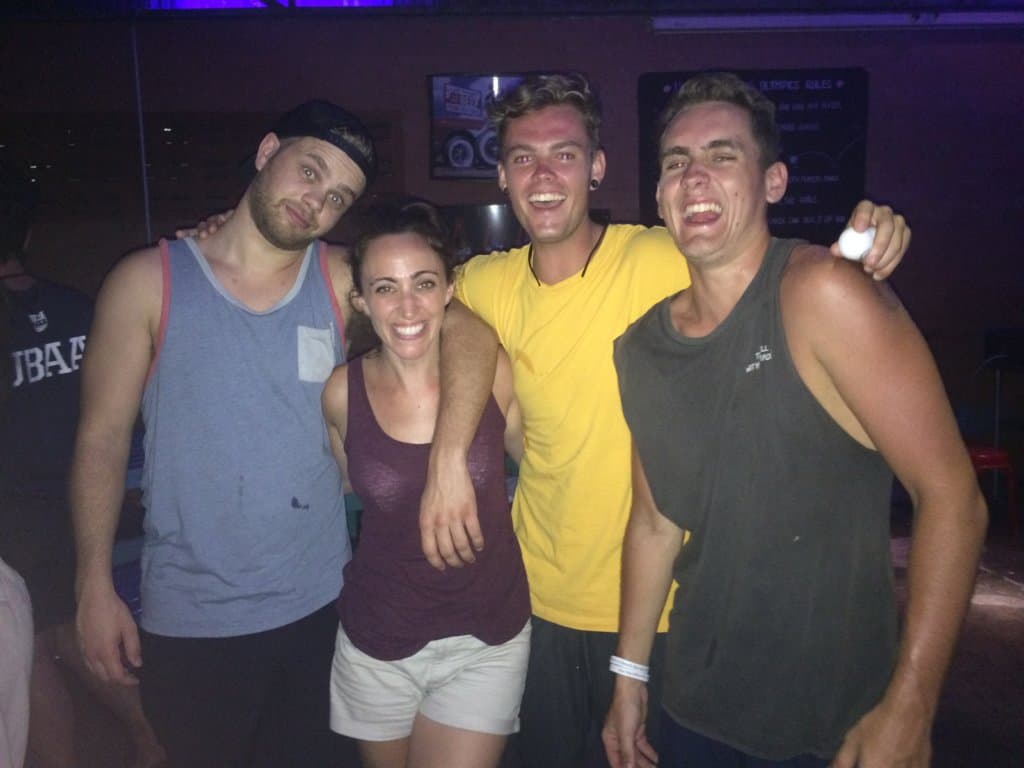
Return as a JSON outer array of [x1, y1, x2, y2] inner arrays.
[[609, 654, 650, 683]]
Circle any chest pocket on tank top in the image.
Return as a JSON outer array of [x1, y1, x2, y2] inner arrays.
[[296, 325, 335, 383]]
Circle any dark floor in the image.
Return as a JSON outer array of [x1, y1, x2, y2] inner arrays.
[[892, 501, 1024, 767], [53, 500, 1023, 768]]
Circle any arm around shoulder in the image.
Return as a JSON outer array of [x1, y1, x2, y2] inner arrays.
[[438, 297, 498, 440], [417, 298, 499, 570]]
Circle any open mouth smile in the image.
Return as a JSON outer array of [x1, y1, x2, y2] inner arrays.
[[393, 323, 426, 338], [528, 192, 567, 207], [683, 201, 723, 224]]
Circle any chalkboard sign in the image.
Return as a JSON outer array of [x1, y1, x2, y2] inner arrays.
[[637, 68, 868, 246]]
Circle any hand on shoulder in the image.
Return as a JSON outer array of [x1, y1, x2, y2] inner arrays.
[[173, 208, 235, 240], [830, 200, 911, 280]]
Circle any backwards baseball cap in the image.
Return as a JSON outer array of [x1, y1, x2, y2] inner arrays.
[[271, 99, 377, 185]]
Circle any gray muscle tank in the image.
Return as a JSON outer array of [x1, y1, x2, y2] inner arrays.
[[615, 238, 897, 759]]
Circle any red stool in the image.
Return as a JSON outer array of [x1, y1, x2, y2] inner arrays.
[[968, 445, 1018, 538]]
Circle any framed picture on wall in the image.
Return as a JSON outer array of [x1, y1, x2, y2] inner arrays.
[[429, 73, 525, 179]]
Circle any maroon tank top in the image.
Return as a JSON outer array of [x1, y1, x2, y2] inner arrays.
[[336, 355, 530, 660]]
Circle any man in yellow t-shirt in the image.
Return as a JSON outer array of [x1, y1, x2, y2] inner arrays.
[[458, 225, 685, 634], [432, 73, 909, 768]]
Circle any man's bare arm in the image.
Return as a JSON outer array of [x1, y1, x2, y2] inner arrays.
[[783, 252, 986, 768], [603, 445, 683, 768], [419, 298, 498, 570], [72, 248, 162, 686]]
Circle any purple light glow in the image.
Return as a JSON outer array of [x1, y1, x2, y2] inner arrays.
[[151, 0, 396, 9]]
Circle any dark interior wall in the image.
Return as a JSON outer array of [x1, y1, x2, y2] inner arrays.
[[3, 13, 1022, 420]]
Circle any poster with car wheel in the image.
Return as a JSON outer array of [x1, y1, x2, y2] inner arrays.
[[429, 74, 524, 179]]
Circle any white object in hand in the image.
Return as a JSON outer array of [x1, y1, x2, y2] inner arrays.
[[837, 226, 876, 261]]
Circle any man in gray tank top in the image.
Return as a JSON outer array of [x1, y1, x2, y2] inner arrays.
[[604, 73, 987, 768], [70, 101, 499, 767]]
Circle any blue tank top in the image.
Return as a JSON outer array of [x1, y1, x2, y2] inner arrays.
[[139, 238, 349, 637], [337, 355, 530, 660]]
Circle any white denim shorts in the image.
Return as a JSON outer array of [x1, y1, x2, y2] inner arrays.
[[329, 620, 531, 741]]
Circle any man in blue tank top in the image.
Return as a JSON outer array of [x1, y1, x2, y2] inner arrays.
[[71, 101, 498, 767], [605, 73, 987, 768]]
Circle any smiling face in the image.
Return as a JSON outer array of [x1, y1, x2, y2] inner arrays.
[[247, 134, 366, 251], [497, 104, 605, 248], [351, 232, 454, 362], [656, 101, 786, 266]]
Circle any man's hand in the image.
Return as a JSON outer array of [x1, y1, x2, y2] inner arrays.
[[603, 679, 658, 768], [831, 201, 910, 281], [419, 451, 483, 570], [174, 208, 234, 240], [831, 685, 933, 768], [76, 580, 142, 686]]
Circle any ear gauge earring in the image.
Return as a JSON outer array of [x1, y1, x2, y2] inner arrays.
[[589, 179, 600, 190]]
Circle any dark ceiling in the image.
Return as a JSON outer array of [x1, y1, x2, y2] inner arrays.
[[6, 0, 1024, 21]]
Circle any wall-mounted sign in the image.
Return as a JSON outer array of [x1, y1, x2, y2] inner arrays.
[[429, 73, 525, 180]]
